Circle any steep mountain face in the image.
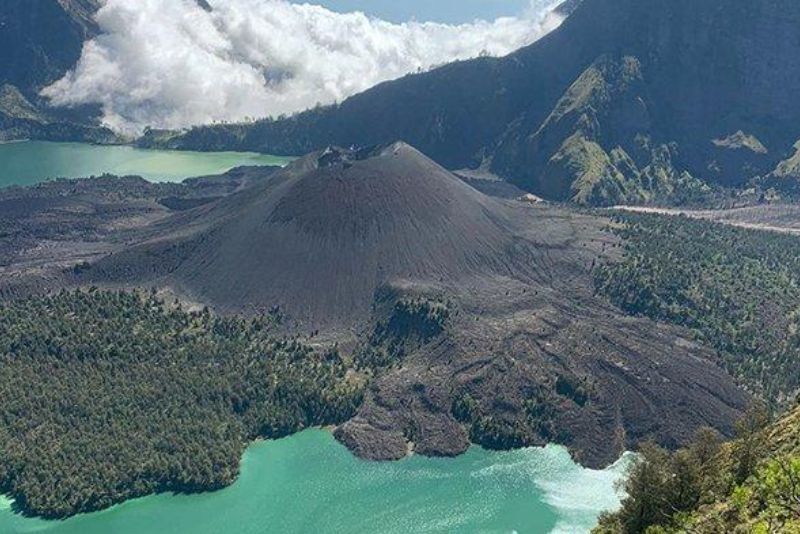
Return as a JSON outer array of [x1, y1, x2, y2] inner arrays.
[[0, 0, 116, 141], [0, 83, 115, 142], [151, 0, 800, 205], [492, 55, 710, 205], [66, 142, 752, 467], [0, 0, 100, 99], [495, 0, 800, 203]]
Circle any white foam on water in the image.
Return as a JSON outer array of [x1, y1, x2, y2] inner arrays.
[[537, 449, 634, 533], [472, 444, 633, 533], [0, 495, 13, 511]]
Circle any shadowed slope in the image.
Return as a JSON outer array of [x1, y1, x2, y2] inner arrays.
[[149, 0, 800, 204], [0, 0, 100, 98], [0, 0, 118, 142]]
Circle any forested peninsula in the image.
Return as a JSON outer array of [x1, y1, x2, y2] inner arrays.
[[0, 290, 362, 518]]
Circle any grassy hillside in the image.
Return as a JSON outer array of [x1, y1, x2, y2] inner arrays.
[[594, 406, 800, 533]]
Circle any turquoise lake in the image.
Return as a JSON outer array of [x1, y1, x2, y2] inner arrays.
[[0, 430, 630, 534], [0, 141, 293, 187]]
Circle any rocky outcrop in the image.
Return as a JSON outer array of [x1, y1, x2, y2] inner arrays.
[[335, 273, 750, 469]]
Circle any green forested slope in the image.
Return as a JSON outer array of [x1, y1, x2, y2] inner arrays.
[[594, 212, 800, 401], [0, 290, 362, 518], [593, 212, 800, 533], [595, 406, 800, 533]]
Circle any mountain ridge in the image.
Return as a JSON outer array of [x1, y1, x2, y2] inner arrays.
[[144, 0, 800, 206], [0, 0, 117, 142]]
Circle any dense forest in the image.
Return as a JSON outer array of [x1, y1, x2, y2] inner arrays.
[[594, 405, 800, 533], [594, 212, 800, 402], [593, 212, 800, 532], [0, 290, 363, 518]]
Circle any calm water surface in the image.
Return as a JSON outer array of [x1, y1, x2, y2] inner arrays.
[[0, 430, 630, 534], [0, 141, 293, 186]]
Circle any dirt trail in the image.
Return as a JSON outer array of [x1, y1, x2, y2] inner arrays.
[[611, 205, 800, 236]]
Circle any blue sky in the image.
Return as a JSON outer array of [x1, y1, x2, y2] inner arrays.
[[310, 0, 532, 23]]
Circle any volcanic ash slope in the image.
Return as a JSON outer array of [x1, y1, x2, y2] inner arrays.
[[88, 142, 544, 327], [84, 142, 750, 467]]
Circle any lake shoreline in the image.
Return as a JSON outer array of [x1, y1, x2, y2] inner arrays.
[[0, 429, 631, 534], [0, 140, 630, 534], [0, 141, 295, 188]]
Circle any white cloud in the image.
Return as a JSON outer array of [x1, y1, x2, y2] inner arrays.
[[43, 0, 566, 135]]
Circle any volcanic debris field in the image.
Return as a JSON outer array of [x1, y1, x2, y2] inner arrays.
[[0, 142, 752, 517]]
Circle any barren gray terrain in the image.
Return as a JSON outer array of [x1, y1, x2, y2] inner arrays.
[[0, 143, 751, 467]]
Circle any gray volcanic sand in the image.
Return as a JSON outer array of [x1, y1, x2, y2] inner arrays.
[[9, 143, 750, 467], [88, 143, 569, 328]]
